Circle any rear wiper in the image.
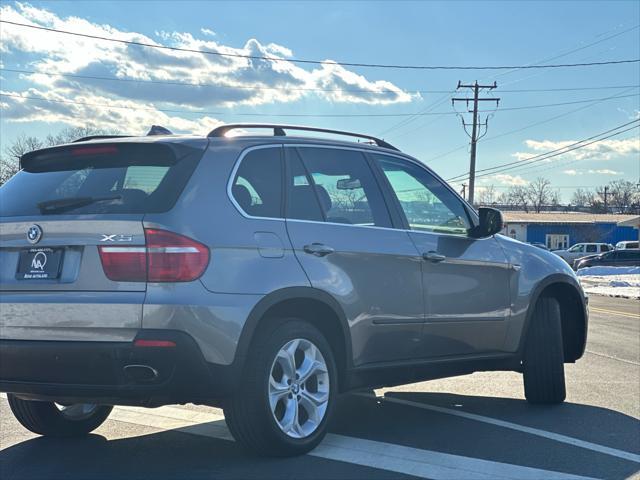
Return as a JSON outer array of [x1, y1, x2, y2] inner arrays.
[[38, 195, 122, 214]]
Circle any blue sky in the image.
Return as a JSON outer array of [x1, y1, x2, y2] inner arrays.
[[1, 0, 639, 200]]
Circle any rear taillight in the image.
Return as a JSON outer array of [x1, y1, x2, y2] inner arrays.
[[98, 229, 209, 282]]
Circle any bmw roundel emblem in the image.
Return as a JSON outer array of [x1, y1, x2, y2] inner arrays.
[[27, 224, 43, 244]]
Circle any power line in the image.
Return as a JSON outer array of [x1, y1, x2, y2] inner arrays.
[[483, 132, 639, 179], [426, 86, 639, 163], [2, 20, 639, 71], [451, 124, 639, 182], [5, 92, 636, 118], [447, 119, 640, 181], [447, 121, 640, 182], [4, 68, 637, 94]]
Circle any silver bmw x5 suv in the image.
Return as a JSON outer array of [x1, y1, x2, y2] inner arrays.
[[0, 124, 588, 456]]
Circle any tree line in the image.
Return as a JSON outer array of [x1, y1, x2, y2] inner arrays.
[[476, 177, 638, 214]]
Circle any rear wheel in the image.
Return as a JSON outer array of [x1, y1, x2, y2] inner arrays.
[[224, 319, 337, 456], [523, 297, 566, 404], [7, 394, 112, 437]]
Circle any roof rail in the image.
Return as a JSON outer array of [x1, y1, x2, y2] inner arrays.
[[72, 135, 131, 143], [207, 123, 399, 151]]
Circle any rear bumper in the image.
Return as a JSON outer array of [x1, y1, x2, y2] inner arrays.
[[0, 330, 236, 406]]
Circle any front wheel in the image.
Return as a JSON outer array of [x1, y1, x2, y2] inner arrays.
[[224, 319, 337, 456], [8, 394, 112, 437], [523, 297, 566, 404]]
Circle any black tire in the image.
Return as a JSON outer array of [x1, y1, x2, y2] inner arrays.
[[224, 319, 338, 457], [7, 394, 113, 437], [523, 296, 566, 404]]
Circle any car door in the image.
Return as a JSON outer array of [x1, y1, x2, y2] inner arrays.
[[284, 146, 425, 365], [568, 244, 585, 262], [371, 153, 512, 358]]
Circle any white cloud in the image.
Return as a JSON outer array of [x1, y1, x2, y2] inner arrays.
[[513, 137, 640, 162], [562, 168, 622, 176], [588, 169, 621, 175], [486, 174, 529, 186], [1, 88, 221, 134], [200, 28, 216, 37], [0, 1, 416, 121]]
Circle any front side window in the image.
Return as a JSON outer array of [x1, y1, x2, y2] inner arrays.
[[232, 147, 283, 218], [373, 154, 470, 235], [286, 147, 392, 228], [586, 245, 597, 253]]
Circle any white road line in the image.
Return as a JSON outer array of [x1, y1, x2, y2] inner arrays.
[[361, 393, 640, 464], [585, 349, 640, 366], [106, 404, 594, 480]]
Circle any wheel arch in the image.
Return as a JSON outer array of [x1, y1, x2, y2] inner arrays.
[[518, 274, 588, 363], [233, 287, 353, 391]]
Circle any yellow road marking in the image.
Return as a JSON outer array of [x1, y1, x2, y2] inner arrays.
[[590, 306, 640, 319]]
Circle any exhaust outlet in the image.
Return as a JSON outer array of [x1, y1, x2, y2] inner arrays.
[[124, 364, 159, 382]]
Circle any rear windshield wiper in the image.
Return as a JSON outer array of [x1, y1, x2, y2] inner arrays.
[[37, 195, 122, 214]]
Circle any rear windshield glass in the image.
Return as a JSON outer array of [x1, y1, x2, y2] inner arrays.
[[0, 143, 202, 216]]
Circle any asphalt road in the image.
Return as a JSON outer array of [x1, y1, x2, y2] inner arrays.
[[1, 295, 638, 480]]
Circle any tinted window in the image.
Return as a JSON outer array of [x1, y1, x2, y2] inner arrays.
[[232, 147, 283, 218], [586, 245, 597, 253], [288, 147, 392, 228], [0, 143, 201, 216], [374, 154, 470, 235], [285, 149, 324, 222]]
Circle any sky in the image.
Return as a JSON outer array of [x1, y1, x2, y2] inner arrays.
[[1, 0, 639, 201]]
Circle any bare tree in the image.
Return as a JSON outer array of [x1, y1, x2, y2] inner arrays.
[[607, 180, 640, 214], [500, 185, 529, 212], [525, 177, 556, 213], [476, 185, 497, 206]]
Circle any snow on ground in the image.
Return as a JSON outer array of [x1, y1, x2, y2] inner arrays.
[[576, 266, 640, 299]]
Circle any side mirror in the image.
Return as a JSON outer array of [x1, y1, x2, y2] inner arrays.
[[469, 207, 504, 238]]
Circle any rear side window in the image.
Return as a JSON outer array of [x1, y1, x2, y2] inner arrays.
[[231, 147, 283, 218], [586, 245, 597, 253], [287, 147, 392, 227], [0, 143, 202, 216]]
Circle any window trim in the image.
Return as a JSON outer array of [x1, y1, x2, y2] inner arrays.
[[226, 143, 479, 237], [227, 144, 285, 222], [288, 145, 395, 229]]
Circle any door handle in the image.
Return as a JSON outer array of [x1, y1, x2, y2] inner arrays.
[[423, 251, 446, 263], [303, 243, 335, 257]]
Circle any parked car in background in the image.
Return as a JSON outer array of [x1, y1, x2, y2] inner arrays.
[[615, 240, 639, 250], [574, 249, 640, 270], [553, 243, 613, 264]]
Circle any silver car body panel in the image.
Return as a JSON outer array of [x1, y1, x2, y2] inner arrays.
[[0, 134, 586, 376]]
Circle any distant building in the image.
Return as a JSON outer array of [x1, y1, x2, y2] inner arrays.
[[500, 212, 639, 249]]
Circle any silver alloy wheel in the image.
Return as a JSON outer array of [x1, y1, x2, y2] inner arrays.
[[55, 403, 99, 421], [268, 338, 330, 439]]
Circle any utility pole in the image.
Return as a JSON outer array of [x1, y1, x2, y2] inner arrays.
[[452, 81, 500, 205], [461, 183, 467, 200], [603, 186, 609, 212]]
